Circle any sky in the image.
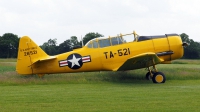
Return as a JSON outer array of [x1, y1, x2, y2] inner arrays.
[[0, 0, 200, 45]]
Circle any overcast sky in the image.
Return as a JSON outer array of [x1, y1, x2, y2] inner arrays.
[[0, 0, 200, 45]]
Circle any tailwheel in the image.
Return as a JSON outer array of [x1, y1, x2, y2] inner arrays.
[[152, 72, 166, 83], [37, 74, 45, 78]]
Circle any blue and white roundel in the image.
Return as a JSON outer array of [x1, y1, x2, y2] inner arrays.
[[59, 53, 91, 70], [67, 53, 83, 69]]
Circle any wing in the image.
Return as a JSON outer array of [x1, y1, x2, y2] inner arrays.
[[116, 52, 163, 71]]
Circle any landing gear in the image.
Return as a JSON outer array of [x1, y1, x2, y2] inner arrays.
[[37, 74, 45, 78], [145, 65, 166, 83]]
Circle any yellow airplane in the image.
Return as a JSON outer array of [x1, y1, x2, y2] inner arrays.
[[16, 31, 186, 83]]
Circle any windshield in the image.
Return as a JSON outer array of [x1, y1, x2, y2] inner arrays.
[[85, 31, 139, 48]]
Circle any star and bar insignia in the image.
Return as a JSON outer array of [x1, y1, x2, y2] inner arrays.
[[59, 53, 91, 69]]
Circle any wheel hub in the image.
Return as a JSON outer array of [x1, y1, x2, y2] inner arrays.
[[155, 74, 163, 83]]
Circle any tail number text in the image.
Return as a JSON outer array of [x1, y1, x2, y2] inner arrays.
[[104, 48, 130, 59], [24, 50, 37, 56]]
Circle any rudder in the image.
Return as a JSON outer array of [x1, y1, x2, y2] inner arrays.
[[16, 36, 49, 75]]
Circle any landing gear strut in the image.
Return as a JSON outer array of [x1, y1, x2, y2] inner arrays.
[[145, 65, 166, 83]]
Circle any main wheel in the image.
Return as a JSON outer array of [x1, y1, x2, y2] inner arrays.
[[152, 72, 166, 83]]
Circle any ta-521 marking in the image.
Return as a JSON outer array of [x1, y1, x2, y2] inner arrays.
[[104, 48, 130, 59]]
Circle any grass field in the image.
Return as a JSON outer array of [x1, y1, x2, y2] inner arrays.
[[0, 59, 200, 111]]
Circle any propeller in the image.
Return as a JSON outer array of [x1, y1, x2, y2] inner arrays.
[[182, 42, 189, 47]]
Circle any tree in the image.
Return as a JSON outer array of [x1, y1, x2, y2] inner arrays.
[[40, 38, 58, 55], [180, 33, 191, 45], [40, 32, 104, 55], [180, 33, 200, 59], [0, 33, 19, 58], [82, 32, 104, 45], [57, 39, 72, 54], [40, 36, 80, 55], [183, 39, 200, 59], [70, 36, 80, 47], [57, 36, 79, 54]]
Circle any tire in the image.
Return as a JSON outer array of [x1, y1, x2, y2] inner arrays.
[[152, 72, 166, 83], [145, 72, 152, 80]]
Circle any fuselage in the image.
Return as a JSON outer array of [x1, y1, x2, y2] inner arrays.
[[31, 34, 184, 74]]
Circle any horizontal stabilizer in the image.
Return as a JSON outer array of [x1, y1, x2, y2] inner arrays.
[[30, 56, 57, 66]]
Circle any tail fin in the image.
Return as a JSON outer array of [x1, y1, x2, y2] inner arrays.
[[16, 36, 49, 75]]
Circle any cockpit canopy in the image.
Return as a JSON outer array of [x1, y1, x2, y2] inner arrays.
[[85, 31, 139, 48]]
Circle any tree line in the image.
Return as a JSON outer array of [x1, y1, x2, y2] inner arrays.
[[0, 32, 103, 58], [0, 32, 199, 59], [39, 32, 103, 55]]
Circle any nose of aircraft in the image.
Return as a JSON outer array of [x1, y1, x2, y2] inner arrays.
[[167, 35, 184, 60]]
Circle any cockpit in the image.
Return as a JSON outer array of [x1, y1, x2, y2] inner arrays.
[[85, 31, 139, 48]]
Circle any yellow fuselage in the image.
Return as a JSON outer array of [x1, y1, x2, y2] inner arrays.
[[30, 34, 183, 74]]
